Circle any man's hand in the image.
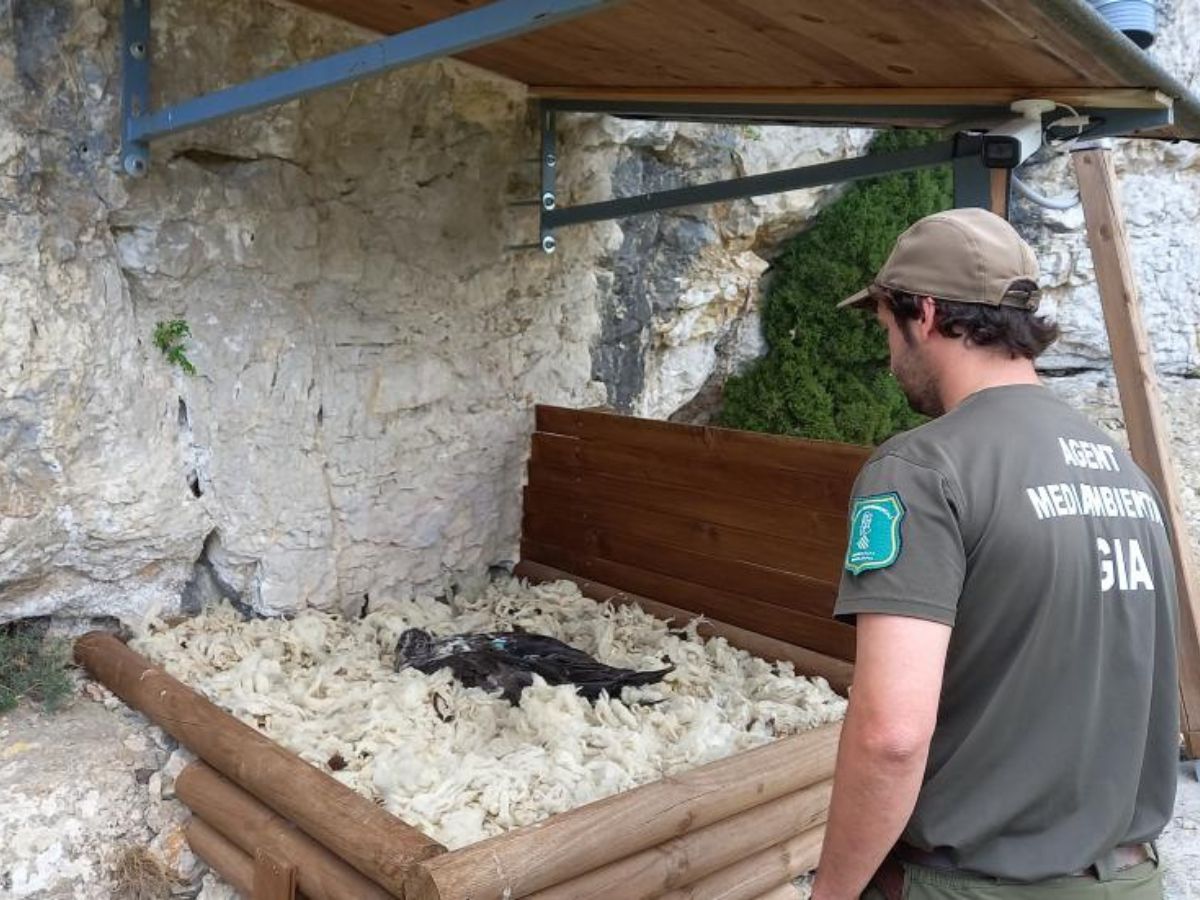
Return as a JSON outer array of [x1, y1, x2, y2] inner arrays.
[[811, 613, 951, 900]]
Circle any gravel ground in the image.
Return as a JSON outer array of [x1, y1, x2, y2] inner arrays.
[[0, 693, 1197, 899]]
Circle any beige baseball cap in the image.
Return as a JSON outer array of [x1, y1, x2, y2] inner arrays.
[[839, 207, 1042, 310]]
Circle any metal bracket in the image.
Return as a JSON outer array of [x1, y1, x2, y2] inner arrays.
[[118, 0, 621, 175], [531, 102, 1172, 251], [120, 0, 151, 176]]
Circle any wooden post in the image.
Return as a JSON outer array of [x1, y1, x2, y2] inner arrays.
[[990, 168, 1011, 217], [254, 847, 298, 900], [74, 632, 444, 895], [176, 762, 395, 900], [405, 723, 840, 900], [186, 818, 256, 897], [1073, 146, 1200, 757]]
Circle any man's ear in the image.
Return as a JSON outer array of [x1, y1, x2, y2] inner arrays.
[[916, 296, 938, 338]]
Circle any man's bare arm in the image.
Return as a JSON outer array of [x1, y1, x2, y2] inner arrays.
[[811, 613, 951, 900]]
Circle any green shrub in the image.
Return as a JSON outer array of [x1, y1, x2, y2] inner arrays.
[[0, 624, 73, 714], [719, 129, 953, 445]]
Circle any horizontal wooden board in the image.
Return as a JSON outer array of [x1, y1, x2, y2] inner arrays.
[[537, 406, 871, 483], [524, 487, 845, 584], [528, 462, 847, 547], [531, 433, 855, 516], [522, 503, 838, 618], [522, 539, 856, 661]]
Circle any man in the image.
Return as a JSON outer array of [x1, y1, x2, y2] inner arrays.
[[811, 208, 1179, 900]]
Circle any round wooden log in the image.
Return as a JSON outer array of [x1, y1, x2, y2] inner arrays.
[[74, 632, 443, 896], [514, 561, 854, 694], [527, 780, 831, 900], [186, 817, 255, 897], [656, 825, 824, 900], [177, 761, 394, 900], [405, 723, 839, 900]]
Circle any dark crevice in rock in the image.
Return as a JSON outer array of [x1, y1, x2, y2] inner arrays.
[[1039, 366, 1107, 377], [177, 397, 189, 428], [597, 144, 726, 412], [188, 473, 203, 498], [316, 404, 324, 426], [359, 593, 370, 619], [170, 148, 307, 174], [181, 529, 247, 617]]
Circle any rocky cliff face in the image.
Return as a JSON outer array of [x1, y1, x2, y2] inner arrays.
[[0, 0, 865, 622], [2, 0, 1198, 624]]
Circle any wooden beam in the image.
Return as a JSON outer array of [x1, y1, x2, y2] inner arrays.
[[73, 633, 445, 895], [254, 847, 298, 900], [655, 825, 825, 900], [529, 85, 1173, 111], [176, 762, 395, 900], [405, 723, 840, 900], [186, 818, 255, 897], [526, 781, 831, 900], [1072, 147, 1200, 758], [990, 168, 1011, 218]]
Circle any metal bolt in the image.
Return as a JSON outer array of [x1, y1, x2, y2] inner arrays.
[[124, 154, 148, 177], [541, 192, 556, 211], [129, 41, 146, 59], [544, 153, 557, 168], [541, 235, 557, 254]]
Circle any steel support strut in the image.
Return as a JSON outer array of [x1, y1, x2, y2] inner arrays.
[[119, 0, 621, 174]]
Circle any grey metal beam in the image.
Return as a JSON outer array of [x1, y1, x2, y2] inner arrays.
[[542, 136, 970, 230], [121, 0, 622, 173], [120, 0, 151, 175]]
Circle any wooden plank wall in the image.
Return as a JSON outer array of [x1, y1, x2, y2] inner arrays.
[[521, 406, 870, 661]]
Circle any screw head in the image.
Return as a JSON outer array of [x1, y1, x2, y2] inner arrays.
[[124, 154, 148, 177], [545, 153, 557, 168], [541, 235, 557, 254], [129, 41, 146, 59], [541, 192, 556, 211]]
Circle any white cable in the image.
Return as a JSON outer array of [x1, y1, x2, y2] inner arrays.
[[1012, 174, 1080, 210]]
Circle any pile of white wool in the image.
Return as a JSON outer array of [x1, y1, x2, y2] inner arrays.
[[133, 578, 846, 849]]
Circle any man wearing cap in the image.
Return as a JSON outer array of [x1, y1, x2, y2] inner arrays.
[[811, 208, 1178, 900]]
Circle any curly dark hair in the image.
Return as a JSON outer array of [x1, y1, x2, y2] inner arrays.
[[876, 283, 1059, 360]]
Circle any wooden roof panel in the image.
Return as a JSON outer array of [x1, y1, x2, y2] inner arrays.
[[286, 0, 1198, 139], [292, 0, 1123, 88]]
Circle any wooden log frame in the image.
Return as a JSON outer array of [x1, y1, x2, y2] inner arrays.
[[186, 818, 256, 897], [404, 723, 840, 900], [73, 633, 444, 896], [176, 761, 394, 900], [1074, 147, 1200, 758]]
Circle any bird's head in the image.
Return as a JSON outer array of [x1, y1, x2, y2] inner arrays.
[[394, 628, 433, 671]]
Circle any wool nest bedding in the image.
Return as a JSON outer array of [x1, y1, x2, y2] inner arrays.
[[133, 577, 847, 850]]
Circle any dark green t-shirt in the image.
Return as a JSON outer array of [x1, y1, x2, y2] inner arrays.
[[834, 384, 1179, 880]]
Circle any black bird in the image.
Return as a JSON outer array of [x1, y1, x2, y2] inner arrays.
[[393, 628, 673, 704]]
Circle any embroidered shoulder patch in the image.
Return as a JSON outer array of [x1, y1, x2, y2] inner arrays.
[[845, 492, 907, 575]]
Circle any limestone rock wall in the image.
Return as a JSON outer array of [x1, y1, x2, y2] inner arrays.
[[0, 0, 863, 622], [1, 0, 618, 621]]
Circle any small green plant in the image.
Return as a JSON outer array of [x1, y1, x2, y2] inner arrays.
[[153, 319, 197, 375], [738, 124, 764, 141], [0, 624, 73, 714]]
